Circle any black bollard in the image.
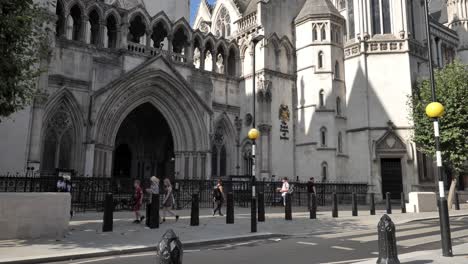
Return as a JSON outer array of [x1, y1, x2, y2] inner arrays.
[[258, 192, 265, 222], [376, 214, 400, 264], [251, 196, 257, 232], [332, 192, 338, 218], [352, 192, 358, 216], [190, 193, 199, 226], [285, 193, 292, 220], [310, 193, 317, 219], [370, 193, 376, 215], [226, 192, 234, 224], [400, 192, 406, 214], [386, 192, 392, 214], [455, 192, 460, 210], [149, 194, 160, 229], [156, 229, 183, 264], [102, 193, 113, 232]]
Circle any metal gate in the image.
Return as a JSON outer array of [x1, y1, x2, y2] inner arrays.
[[381, 158, 403, 199]]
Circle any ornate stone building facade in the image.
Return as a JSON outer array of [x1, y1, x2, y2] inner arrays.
[[0, 0, 467, 198]]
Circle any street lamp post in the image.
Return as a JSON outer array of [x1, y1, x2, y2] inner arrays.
[[248, 34, 264, 233], [423, 0, 452, 257]]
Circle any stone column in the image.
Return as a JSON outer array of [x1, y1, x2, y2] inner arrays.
[[258, 124, 271, 178], [167, 35, 173, 54], [186, 42, 194, 64], [146, 29, 153, 49], [99, 22, 106, 47], [120, 22, 129, 49], [192, 152, 199, 179], [81, 16, 89, 43], [211, 49, 217, 72], [66, 15, 73, 40], [200, 153, 207, 179], [84, 144, 95, 177], [200, 45, 206, 70]]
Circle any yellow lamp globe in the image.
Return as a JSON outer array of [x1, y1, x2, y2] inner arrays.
[[248, 128, 260, 140], [425, 102, 445, 118]]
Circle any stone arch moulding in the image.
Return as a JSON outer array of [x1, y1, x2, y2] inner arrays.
[[41, 88, 86, 175], [373, 128, 408, 162], [92, 69, 211, 178]]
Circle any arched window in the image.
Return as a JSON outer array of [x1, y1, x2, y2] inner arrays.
[[128, 15, 146, 44], [211, 146, 218, 177], [42, 111, 75, 171], [312, 26, 318, 41], [220, 146, 227, 176], [211, 123, 229, 177], [69, 5, 82, 41], [338, 132, 343, 153], [319, 89, 325, 107], [151, 22, 169, 49], [55, 1, 65, 37], [215, 7, 231, 38], [88, 10, 100, 45], [336, 96, 342, 115], [321, 162, 328, 181], [216, 46, 226, 74], [227, 48, 237, 76], [106, 15, 117, 48], [347, 0, 355, 39], [321, 25, 327, 41], [371, 0, 391, 35], [318, 51, 324, 69], [320, 127, 327, 146], [334, 61, 340, 79]]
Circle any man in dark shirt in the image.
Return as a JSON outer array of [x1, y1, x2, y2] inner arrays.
[[307, 177, 316, 210]]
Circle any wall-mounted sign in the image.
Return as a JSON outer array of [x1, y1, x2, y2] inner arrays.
[[279, 104, 290, 140]]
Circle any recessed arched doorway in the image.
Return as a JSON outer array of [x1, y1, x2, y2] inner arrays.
[[113, 103, 174, 180]]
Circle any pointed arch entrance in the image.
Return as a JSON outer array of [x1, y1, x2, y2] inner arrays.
[[113, 103, 174, 179], [92, 67, 211, 179]]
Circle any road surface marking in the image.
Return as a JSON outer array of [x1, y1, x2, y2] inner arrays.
[[316, 223, 427, 239], [399, 229, 468, 247], [72, 257, 115, 264], [349, 225, 461, 242], [331, 246, 354, 251], [184, 249, 201, 252], [297, 241, 317, 246], [320, 258, 374, 264]]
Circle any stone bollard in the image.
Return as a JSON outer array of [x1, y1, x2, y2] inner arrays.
[[376, 214, 400, 264], [400, 192, 406, 214], [310, 193, 317, 219], [352, 192, 358, 216], [258, 192, 265, 222], [226, 192, 234, 224], [455, 192, 460, 211], [285, 193, 292, 220], [190, 193, 199, 226], [370, 193, 376, 215], [102, 193, 113, 232], [386, 192, 392, 214], [149, 194, 160, 229], [156, 229, 183, 264], [332, 192, 338, 218]]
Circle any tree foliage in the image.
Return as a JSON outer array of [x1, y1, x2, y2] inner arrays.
[[410, 61, 468, 176], [0, 0, 49, 121]]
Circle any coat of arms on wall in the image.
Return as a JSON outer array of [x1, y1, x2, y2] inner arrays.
[[279, 104, 290, 140]]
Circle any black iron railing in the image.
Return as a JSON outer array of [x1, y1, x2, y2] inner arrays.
[[0, 175, 369, 212]]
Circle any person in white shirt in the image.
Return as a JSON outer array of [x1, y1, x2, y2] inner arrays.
[[277, 177, 289, 206]]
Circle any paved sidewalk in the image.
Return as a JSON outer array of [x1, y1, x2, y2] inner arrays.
[[355, 243, 468, 264], [1, 205, 468, 264]]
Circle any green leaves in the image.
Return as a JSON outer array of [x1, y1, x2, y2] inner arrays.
[[410, 61, 468, 174], [0, 0, 48, 121]]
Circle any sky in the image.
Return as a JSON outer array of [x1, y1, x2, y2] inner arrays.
[[190, 0, 216, 24]]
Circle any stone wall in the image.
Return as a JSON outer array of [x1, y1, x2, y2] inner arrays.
[[0, 193, 70, 239]]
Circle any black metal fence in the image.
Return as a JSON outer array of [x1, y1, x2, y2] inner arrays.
[[0, 175, 369, 212]]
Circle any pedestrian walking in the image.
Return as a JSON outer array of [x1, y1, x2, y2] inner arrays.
[[132, 179, 145, 223], [161, 178, 179, 223], [57, 175, 73, 218], [145, 176, 160, 226], [307, 177, 316, 209], [213, 179, 225, 216], [277, 177, 290, 206]]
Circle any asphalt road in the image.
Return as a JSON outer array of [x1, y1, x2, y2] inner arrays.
[[48, 216, 468, 264]]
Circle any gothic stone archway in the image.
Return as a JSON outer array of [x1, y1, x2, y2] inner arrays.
[[92, 64, 211, 179]]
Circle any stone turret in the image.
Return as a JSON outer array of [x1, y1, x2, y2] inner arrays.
[[447, 0, 468, 62]]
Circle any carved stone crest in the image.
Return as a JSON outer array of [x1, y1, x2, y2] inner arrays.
[[279, 104, 290, 122]]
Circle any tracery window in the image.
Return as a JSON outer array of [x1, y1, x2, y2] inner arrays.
[[318, 51, 324, 69], [42, 108, 75, 171], [215, 7, 231, 38], [211, 124, 228, 177], [320, 127, 327, 146], [338, 132, 343, 153], [321, 162, 328, 181]]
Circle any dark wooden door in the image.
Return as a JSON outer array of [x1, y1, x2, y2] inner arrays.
[[381, 158, 403, 199]]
